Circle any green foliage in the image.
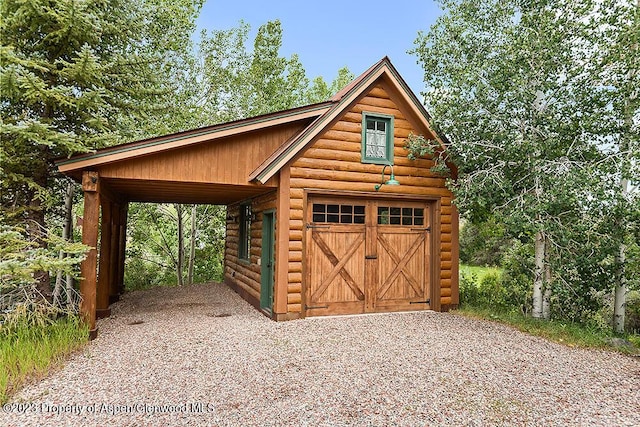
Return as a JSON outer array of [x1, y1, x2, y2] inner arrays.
[[459, 217, 513, 266], [404, 133, 450, 176], [125, 204, 226, 290], [625, 291, 640, 333], [1, 0, 203, 245], [412, 0, 639, 329], [0, 223, 86, 309], [305, 67, 355, 104], [197, 20, 305, 122], [0, 313, 87, 404], [460, 268, 518, 312], [196, 20, 354, 123]]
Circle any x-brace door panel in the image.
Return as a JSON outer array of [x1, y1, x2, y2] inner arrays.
[[307, 225, 366, 315]]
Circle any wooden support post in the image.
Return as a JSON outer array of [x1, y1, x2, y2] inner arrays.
[[108, 203, 121, 302], [274, 167, 290, 317], [364, 200, 378, 313], [96, 200, 112, 319], [80, 171, 100, 339], [115, 203, 128, 296]]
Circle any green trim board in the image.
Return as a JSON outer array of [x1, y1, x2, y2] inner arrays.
[[361, 111, 394, 165], [260, 209, 275, 313], [238, 203, 252, 261]]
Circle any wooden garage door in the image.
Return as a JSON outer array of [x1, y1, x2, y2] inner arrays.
[[306, 198, 431, 316]]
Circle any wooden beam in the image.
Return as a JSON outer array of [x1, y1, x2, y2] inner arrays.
[[80, 171, 100, 339], [108, 202, 120, 301], [96, 199, 112, 319], [364, 200, 377, 312], [274, 167, 290, 315], [116, 203, 128, 297]]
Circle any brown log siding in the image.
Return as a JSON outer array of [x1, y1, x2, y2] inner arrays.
[[224, 192, 277, 307], [286, 83, 457, 314]]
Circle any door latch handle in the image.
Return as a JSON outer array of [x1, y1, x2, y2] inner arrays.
[[365, 255, 377, 260]]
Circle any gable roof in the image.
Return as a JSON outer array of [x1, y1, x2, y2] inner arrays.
[[57, 57, 444, 186], [249, 56, 444, 184]]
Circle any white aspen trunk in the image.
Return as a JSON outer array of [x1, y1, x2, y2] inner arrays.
[[53, 182, 74, 308], [613, 173, 629, 333], [532, 231, 545, 319], [176, 204, 184, 286], [613, 235, 627, 333], [613, 0, 637, 333], [542, 236, 552, 320], [53, 257, 64, 307], [188, 205, 197, 285], [65, 271, 74, 307]]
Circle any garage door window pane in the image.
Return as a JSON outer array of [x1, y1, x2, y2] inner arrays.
[[378, 207, 389, 224], [313, 203, 366, 224], [378, 206, 425, 226]]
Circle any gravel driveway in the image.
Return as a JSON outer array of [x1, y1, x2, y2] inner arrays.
[[2, 282, 639, 426]]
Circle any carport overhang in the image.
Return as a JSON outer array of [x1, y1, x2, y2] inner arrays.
[[88, 177, 275, 205], [56, 104, 330, 338], [64, 170, 279, 340]]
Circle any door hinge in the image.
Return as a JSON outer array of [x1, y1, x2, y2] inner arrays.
[[411, 227, 431, 232], [410, 299, 430, 304], [305, 304, 329, 310]]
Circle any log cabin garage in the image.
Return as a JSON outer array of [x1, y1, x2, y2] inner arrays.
[[57, 57, 459, 337]]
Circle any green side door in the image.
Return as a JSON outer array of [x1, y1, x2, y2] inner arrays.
[[260, 210, 275, 313]]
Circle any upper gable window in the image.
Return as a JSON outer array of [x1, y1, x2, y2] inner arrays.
[[361, 112, 394, 165]]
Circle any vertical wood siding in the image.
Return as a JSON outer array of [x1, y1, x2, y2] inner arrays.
[[98, 122, 306, 187]]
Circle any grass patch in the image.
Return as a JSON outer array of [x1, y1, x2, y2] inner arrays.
[[460, 264, 503, 280], [0, 315, 88, 404], [455, 305, 640, 355]]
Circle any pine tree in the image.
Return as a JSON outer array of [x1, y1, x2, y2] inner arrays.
[[1, 0, 202, 294]]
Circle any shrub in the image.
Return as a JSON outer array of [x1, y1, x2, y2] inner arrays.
[[459, 217, 513, 266], [459, 272, 480, 307], [626, 291, 640, 334]]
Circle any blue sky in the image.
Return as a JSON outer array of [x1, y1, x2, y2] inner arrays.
[[195, 0, 443, 99]]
